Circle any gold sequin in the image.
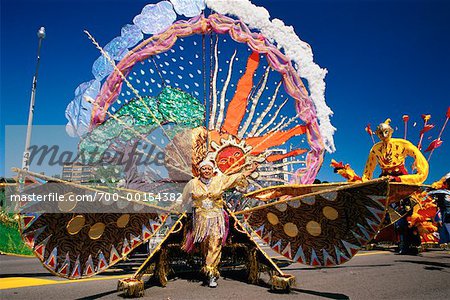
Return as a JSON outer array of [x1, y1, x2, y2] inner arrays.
[[306, 221, 321, 236], [116, 214, 130, 228], [322, 206, 338, 220], [283, 222, 298, 237], [67, 215, 85, 235], [267, 212, 279, 225], [88, 222, 106, 240]]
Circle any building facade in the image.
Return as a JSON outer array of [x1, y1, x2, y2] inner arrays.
[[61, 163, 94, 184]]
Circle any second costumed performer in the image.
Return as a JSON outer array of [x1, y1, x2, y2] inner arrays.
[[180, 159, 258, 288]]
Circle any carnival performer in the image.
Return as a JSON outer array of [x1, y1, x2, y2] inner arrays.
[[362, 119, 429, 254], [430, 173, 450, 249], [180, 159, 258, 288], [362, 119, 429, 184]]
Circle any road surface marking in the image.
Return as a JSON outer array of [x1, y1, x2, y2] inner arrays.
[[0, 274, 129, 290], [356, 251, 390, 256], [0, 278, 57, 290]]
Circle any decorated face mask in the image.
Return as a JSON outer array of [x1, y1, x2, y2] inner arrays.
[[216, 145, 245, 173], [376, 123, 393, 142]]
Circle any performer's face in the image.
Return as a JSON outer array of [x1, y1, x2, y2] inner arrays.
[[199, 165, 214, 179], [376, 124, 393, 142]]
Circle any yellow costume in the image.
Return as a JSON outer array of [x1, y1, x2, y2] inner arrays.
[[182, 173, 248, 277], [362, 119, 429, 184], [362, 138, 429, 184]]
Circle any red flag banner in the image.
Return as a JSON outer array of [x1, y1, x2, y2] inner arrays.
[[420, 124, 434, 136], [365, 124, 373, 135], [424, 139, 443, 152]]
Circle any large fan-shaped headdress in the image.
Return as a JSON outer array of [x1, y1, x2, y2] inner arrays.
[[66, 0, 335, 188]]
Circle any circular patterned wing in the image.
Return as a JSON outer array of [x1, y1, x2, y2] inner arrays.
[[18, 182, 167, 279], [242, 180, 389, 267], [20, 212, 165, 279]]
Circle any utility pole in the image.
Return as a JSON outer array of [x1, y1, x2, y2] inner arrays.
[[20, 27, 46, 185]]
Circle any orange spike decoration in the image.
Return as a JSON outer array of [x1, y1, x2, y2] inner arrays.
[[330, 159, 362, 182]]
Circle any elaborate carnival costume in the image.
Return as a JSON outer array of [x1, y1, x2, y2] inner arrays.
[[181, 160, 249, 286], [366, 120, 427, 252], [332, 118, 438, 251], [7, 1, 445, 298], [362, 119, 429, 184], [363, 120, 429, 253]]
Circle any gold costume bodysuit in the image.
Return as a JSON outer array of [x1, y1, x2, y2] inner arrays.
[[362, 138, 429, 184], [182, 173, 248, 277]]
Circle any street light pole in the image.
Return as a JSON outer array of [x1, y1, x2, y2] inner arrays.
[[21, 27, 46, 173]]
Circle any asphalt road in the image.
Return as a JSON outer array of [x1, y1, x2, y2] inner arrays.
[[1, 249, 449, 299]]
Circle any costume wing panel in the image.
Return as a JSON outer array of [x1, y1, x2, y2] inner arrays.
[[20, 212, 165, 279], [244, 182, 349, 202], [242, 179, 389, 267], [387, 182, 426, 204]]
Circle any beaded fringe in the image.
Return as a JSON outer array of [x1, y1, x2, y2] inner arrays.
[[201, 265, 220, 278], [193, 211, 225, 243]]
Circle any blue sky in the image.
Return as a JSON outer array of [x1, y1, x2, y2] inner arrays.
[[1, 0, 449, 183]]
